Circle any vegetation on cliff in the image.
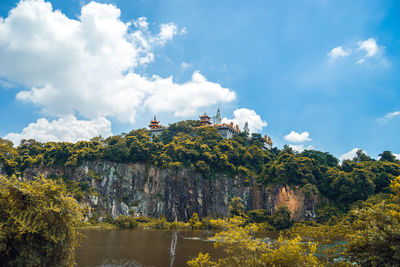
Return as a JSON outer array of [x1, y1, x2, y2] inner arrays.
[[1, 121, 399, 223]]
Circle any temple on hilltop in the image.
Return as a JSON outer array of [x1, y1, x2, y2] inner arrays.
[[147, 109, 273, 148], [199, 113, 212, 126], [148, 116, 164, 141], [263, 135, 273, 150], [210, 109, 241, 139]]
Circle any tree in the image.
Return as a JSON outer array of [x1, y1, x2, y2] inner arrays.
[[346, 201, 400, 266], [103, 135, 129, 162], [228, 197, 245, 217], [379, 151, 397, 163], [271, 205, 292, 230], [346, 176, 400, 266], [188, 217, 319, 267], [0, 175, 83, 266], [326, 168, 375, 205], [0, 138, 18, 175], [265, 151, 322, 186], [353, 149, 372, 163], [300, 150, 339, 167]]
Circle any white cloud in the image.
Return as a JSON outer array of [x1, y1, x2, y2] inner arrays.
[[328, 46, 350, 59], [222, 108, 267, 133], [144, 71, 235, 117], [356, 38, 381, 64], [394, 153, 400, 160], [358, 38, 378, 58], [158, 23, 184, 45], [0, 0, 234, 123], [4, 116, 112, 146], [181, 62, 190, 69], [0, 79, 14, 89], [339, 148, 368, 162], [378, 111, 400, 122], [328, 38, 383, 64], [356, 58, 365, 64], [284, 131, 311, 143], [289, 144, 314, 153]]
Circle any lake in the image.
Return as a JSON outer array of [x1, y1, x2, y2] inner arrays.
[[75, 229, 223, 267]]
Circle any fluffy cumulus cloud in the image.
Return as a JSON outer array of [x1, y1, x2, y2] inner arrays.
[[339, 148, 368, 162], [284, 131, 311, 143], [222, 108, 267, 133], [4, 116, 112, 145], [358, 38, 379, 58], [328, 46, 350, 59], [394, 154, 400, 160], [289, 144, 314, 153], [0, 0, 235, 124]]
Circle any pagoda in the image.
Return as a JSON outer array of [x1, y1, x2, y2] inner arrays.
[[199, 113, 212, 126], [149, 115, 162, 130], [148, 116, 164, 141]]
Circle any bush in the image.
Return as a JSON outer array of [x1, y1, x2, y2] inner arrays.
[[271, 205, 292, 230], [248, 209, 270, 223], [153, 217, 170, 229], [189, 212, 202, 229], [228, 197, 245, 217], [0, 175, 83, 266], [113, 215, 139, 229], [200, 217, 214, 230]]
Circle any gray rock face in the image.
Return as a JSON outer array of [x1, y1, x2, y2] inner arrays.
[[23, 161, 255, 221], [22, 160, 318, 221]]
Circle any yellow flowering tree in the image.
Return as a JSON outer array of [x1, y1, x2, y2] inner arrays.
[[0, 175, 83, 266], [188, 216, 319, 267], [346, 176, 400, 266]]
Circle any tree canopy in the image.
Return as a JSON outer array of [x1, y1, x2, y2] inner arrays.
[[0, 175, 83, 266]]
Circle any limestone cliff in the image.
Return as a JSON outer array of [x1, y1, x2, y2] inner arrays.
[[265, 185, 317, 221], [21, 160, 317, 221]]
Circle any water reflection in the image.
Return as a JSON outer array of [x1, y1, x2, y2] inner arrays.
[[75, 230, 221, 267]]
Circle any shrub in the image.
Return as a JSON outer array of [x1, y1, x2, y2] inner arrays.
[[271, 205, 292, 230], [113, 215, 139, 229]]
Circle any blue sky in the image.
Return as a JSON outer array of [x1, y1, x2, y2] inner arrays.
[[0, 0, 399, 160]]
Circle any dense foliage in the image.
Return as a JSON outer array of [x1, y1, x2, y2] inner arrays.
[[345, 176, 400, 266], [0, 175, 83, 266], [1, 121, 399, 223], [187, 216, 319, 267]]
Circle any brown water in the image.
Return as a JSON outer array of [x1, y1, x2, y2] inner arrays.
[[75, 229, 223, 267]]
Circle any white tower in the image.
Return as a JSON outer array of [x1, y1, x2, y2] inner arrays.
[[243, 121, 250, 135], [215, 108, 222, 124]]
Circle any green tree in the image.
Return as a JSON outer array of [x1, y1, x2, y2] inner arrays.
[[0, 175, 83, 266], [300, 150, 339, 167], [346, 176, 400, 266], [228, 197, 245, 217], [379, 151, 397, 163], [271, 205, 292, 230], [353, 149, 373, 163], [0, 138, 19, 175]]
